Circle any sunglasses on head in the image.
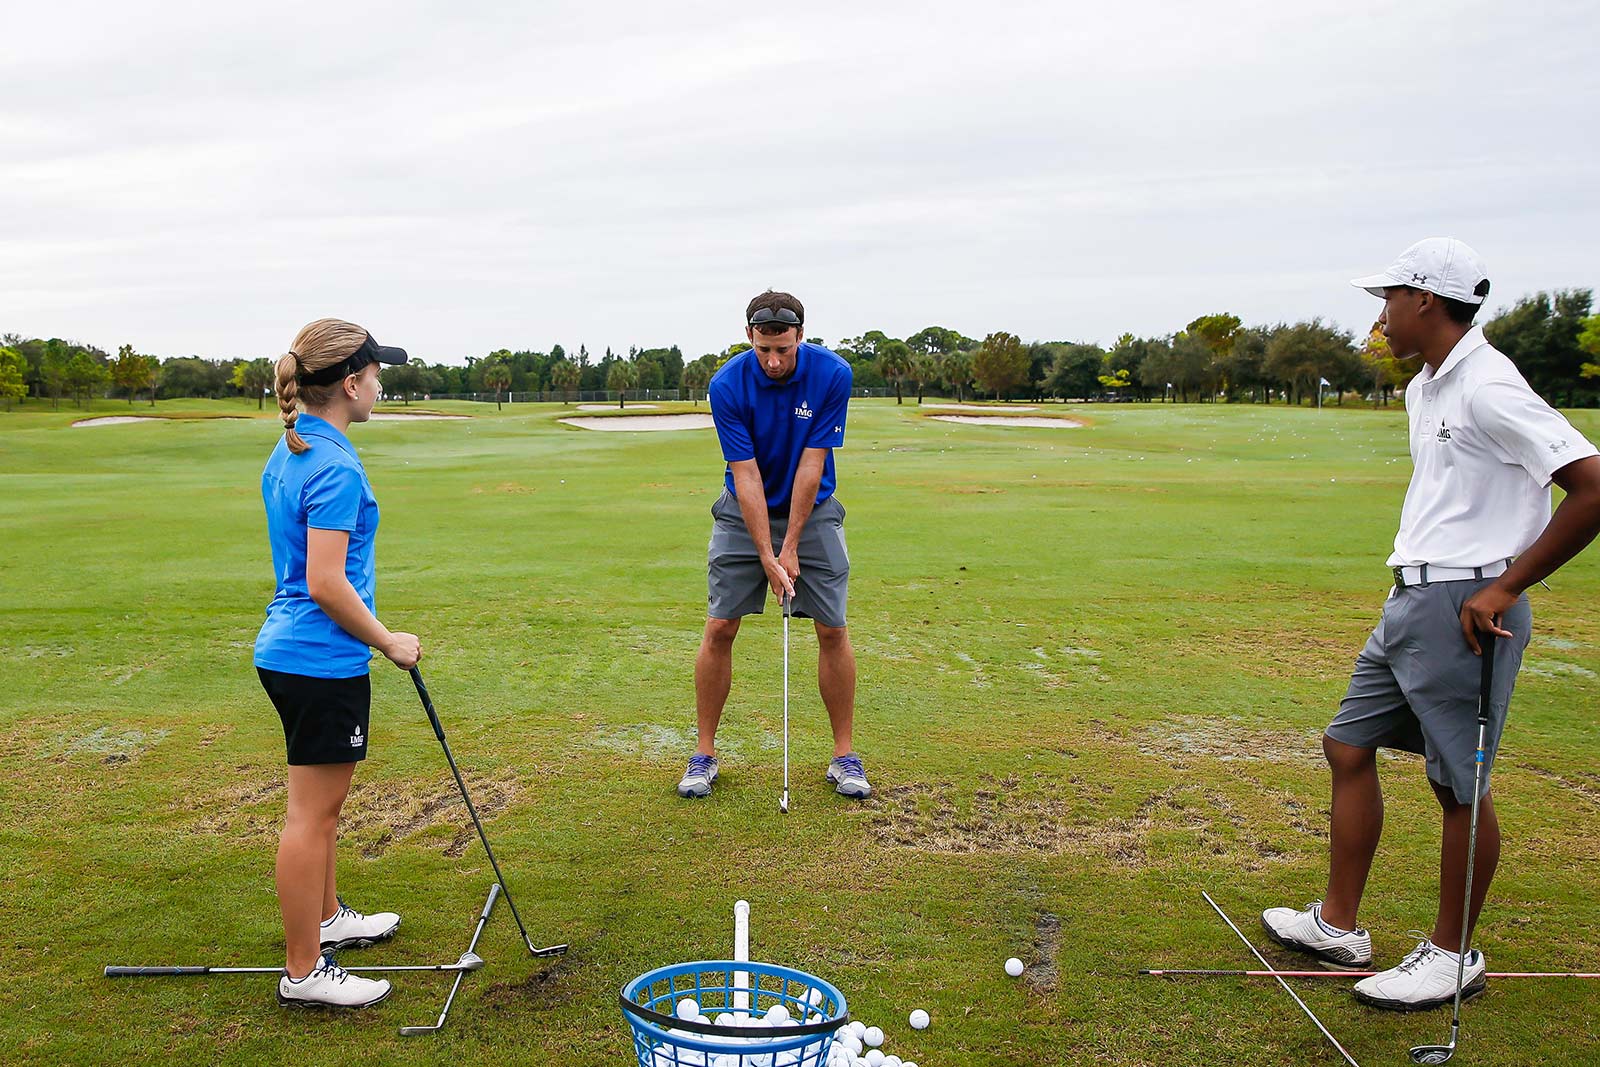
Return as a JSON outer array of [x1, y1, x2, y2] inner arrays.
[[748, 307, 802, 327]]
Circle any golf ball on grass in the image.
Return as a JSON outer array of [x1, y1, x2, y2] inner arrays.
[[865, 1051, 886, 1067], [864, 1025, 884, 1047], [908, 1008, 929, 1030], [1005, 957, 1025, 977]]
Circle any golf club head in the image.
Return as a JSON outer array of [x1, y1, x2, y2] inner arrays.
[[780, 791, 789, 814], [529, 941, 569, 958], [1409, 1046, 1455, 1064], [399, 1024, 441, 1037], [457, 951, 485, 971]]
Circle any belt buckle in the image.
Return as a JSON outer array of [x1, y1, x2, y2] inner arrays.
[[1392, 566, 1405, 589]]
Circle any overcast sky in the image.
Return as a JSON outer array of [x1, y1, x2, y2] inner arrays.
[[3, 0, 1596, 364]]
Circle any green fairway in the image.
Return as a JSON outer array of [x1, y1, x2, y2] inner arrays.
[[3, 397, 1597, 1065]]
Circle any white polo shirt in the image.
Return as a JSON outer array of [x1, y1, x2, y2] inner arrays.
[[1390, 325, 1598, 568]]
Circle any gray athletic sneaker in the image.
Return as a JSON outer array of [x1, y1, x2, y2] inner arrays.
[[826, 753, 872, 798], [677, 753, 718, 798]]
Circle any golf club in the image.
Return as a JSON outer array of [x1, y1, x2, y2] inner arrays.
[[780, 591, 790, 815], [1140, 969, 1600, 979], [1202, 891, 1361, 1067], [105, 956, 485, 978], [400, 882, 498, 1036], [1410, 630, 1497, 1066], [733, 898, 751, 1013], [409, 667, 567, 959]]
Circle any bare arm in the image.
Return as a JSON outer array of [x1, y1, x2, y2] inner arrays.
[[1460, 454, 1600, 652], [729, 459, 794, 601], [306, 527, 421, 668], [777, 448, 828, 579]]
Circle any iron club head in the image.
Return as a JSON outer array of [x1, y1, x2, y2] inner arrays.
[[399, 1024, 441, 1037], [1410, 1044, 1455, 1064], [779, 791, 789, 814]]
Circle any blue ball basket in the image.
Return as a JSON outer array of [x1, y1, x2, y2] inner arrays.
[[620, 959, 849, 1067]]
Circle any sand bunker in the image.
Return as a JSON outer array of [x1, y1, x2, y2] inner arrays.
[[577, 403, 658, 411], [369, 412, 468, 420], [923, 403, 1039, 412], [560, 414, 714, 432], [931, 415, 1083, 428], [72, 416, 159, 427]]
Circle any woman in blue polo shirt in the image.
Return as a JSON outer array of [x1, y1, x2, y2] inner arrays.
[[255, 318, 419, 1009]]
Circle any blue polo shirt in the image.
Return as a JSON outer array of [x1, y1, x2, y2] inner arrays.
[[253, 413, 380, 679], [709, 342, 852, 510]]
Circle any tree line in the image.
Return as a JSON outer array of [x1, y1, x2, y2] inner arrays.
[[5, 288, 1597, 412]]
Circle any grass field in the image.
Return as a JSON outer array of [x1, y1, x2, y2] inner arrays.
[[3, 396, 1598, 1066]]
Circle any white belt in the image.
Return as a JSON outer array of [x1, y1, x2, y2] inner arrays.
[[1391, 559, 1509, 589]]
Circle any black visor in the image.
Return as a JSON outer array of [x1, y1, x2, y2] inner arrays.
[[298, 332, 408, 386]]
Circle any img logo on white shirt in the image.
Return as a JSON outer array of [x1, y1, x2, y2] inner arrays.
[[794, 401, 813, 420]]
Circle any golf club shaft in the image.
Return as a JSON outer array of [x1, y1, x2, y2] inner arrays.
[[106, 960, 478, 977], [783, 593, 790, 801], [1202, 891, 1361, 1067], [1140, 969, 1600, 979], [410, 667, 557, 957], [1448, 631, 1496, 1044], [400, 882, 499, 1036]]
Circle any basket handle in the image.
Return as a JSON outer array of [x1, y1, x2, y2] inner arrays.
[[618, 994, 849, 1039]]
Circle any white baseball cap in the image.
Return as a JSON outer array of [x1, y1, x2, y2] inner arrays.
[[1351, 237, 1491, 304]]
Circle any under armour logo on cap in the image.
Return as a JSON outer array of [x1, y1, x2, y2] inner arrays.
[[1352, 238, 1491, 304]]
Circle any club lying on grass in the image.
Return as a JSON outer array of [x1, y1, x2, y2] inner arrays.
[[1201, 891, 1361, 1067], [399, 882, 499, 1036], [1140, 969, 1600, 980]]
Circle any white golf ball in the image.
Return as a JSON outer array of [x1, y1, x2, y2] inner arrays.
[[765, 1003, 791, 1025], [908, 1008, 929, 1030], [676, 997, 702, 1021], [864, 1025, 884, 1047], [849, 1021, 867, 1040], [883, 1057, 903, 1067], [865, 1051, 886, 1067], [807, 987, 825, 1008], [1005, 957, 1025, 977]]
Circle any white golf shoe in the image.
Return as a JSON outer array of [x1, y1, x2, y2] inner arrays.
[[1353, 939, 1486, 1012], [319, 898, 401, 951], [1259, 901, 1373, 967], [277, 953, 392, 1009]]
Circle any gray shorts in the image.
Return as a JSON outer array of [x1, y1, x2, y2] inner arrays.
[[707, 491, 849, 628], [1327, 577, 1531, 804]]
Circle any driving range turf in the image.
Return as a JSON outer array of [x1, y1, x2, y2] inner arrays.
[[3, 397, 1597, 1065]]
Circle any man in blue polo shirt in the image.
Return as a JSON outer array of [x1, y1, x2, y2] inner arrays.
[[677, 290, 871, 801]]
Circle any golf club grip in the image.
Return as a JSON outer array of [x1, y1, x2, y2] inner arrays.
[[410, 666, 447, 742], [1479, 630, 1496, 724], [481, 881, 501, 918], [105, 966, 208, 976]]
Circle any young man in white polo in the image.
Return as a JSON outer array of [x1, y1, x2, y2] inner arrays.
[[676, 290, 870, 801], [1262, 238, 1600, 1010]]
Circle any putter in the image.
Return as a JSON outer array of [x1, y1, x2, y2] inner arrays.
[[780, 592, 791, 814], [1202, 891, 1361, 1067], [410, 667, 567, 959], [400, 882, 498, 1036], [1410, 631, 1497, 1066]]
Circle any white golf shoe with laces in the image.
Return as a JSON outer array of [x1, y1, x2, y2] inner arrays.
[[1354, 939, 1486, 1012], [1259, 901, 1373, 967], [277, 953, 392, 1009], [319, 898, 401, 951]]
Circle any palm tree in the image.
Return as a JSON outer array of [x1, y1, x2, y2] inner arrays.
[[483, 360, 512, 410], [550, 358, 580, 402], [606, 360, 638, 409], [943, 351, 974, 403], [877, 341, 913, 404], [682, 361, 711, 406], [911, 353, 940, 405]]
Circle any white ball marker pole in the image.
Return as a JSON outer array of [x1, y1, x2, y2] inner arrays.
[[734, 899, 751, 1013]]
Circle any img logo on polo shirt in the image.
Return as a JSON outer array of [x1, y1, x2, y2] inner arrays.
[[350, 724, 364, 749], [1435, 420, 1452, 443], [794, 400, 814, 420]]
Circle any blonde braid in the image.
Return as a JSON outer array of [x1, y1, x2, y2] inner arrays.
[[275, 352, 307, 454]]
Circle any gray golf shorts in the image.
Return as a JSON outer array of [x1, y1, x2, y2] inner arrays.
[[1327, 576, 1531, 804], [707, 491, 849, 628]]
